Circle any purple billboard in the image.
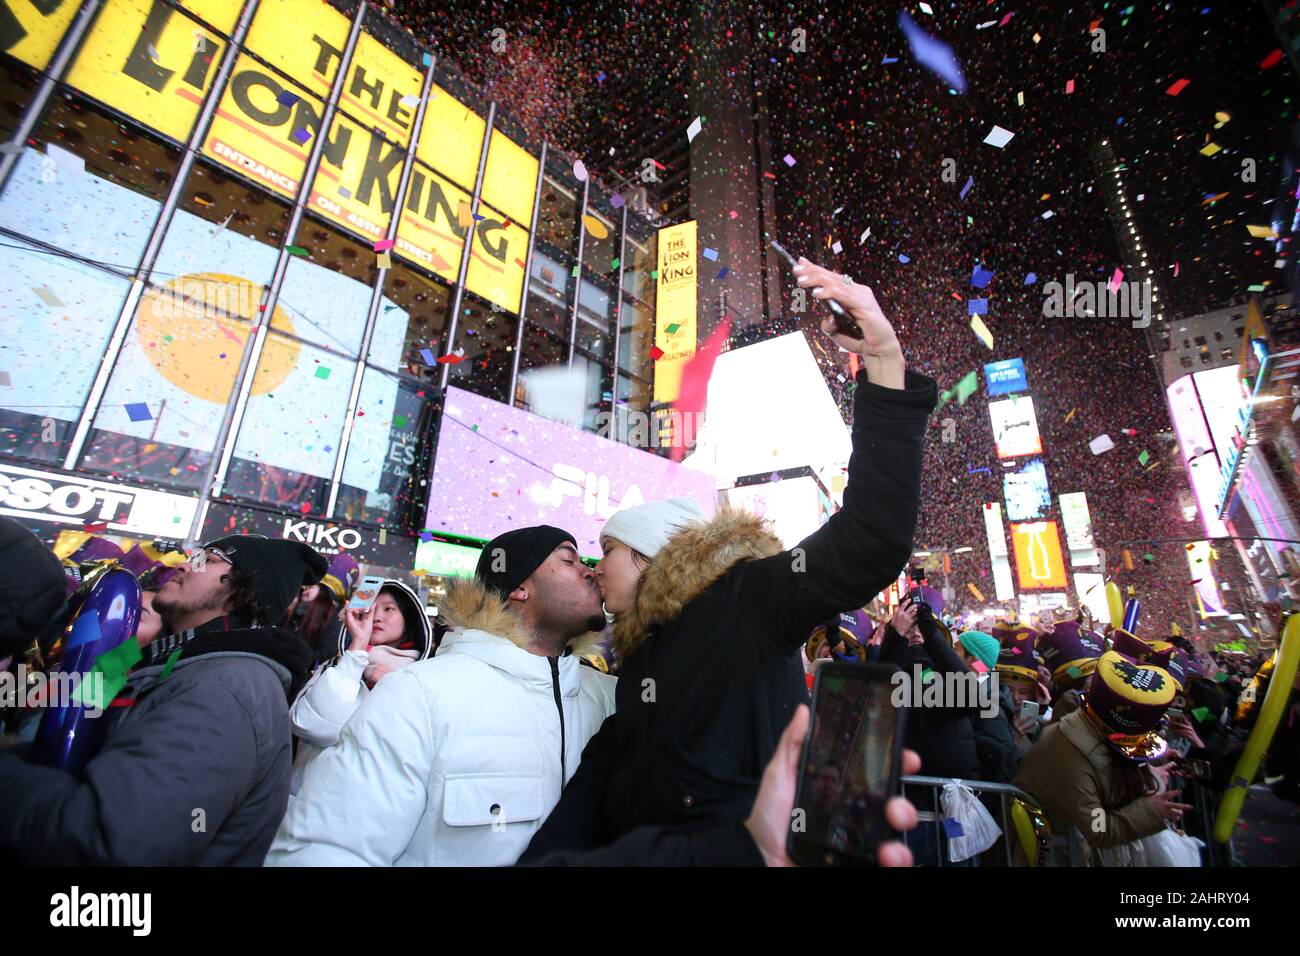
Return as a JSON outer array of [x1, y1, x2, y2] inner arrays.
[[426, 387, 717, 557]]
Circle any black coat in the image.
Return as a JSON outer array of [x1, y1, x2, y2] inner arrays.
[[878, 616, 981, 782], [520, 369, 937, 865], [973, 683, 1018, 783]]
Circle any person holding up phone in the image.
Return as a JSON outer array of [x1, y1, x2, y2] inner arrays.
[[518, 255, 937, 866], [284, 579, 433, 795]]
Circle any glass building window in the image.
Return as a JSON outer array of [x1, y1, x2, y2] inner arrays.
[[0, 59, 38, 142], [335, 367, 435, 531], [81, 187, 294, 490], [443, 290, 517, 404], [0, 241, 132, 463], [370, 258, 452, 377], [278, 215, 380, 356], [536, 167, 580, 259]]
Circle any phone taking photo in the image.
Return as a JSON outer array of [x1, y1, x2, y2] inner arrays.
[[769, 240, 864, 340], [789, 662, 906, 866], [1018, 700, 1040, 725], [348, 575, 385, 613]]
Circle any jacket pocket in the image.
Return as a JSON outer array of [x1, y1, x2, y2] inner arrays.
[[442, 773, 545, 827]]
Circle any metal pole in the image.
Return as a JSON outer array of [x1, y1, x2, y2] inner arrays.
[[437, 101, 496, 391], [63, 0, 263, 471], [0, 0, 102, 197], [190, 0, 368, 543], [507, 140, 549, 406], [567, 175, 590, 366], [609, 202, 628, 425], [324, 53, 438, 519]]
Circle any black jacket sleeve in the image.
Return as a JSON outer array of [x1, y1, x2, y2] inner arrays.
[[878, 623, 910, 666], [518, 714, 619, 862], [519, 820, 765, 867], [730, 369, 937, 653]]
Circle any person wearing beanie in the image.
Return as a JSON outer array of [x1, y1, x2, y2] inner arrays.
[[269, 525, 616, 867], [0, 534, 326, 865], [286, 551, 360, 669], [952, 630, 1021, 784], [520, 257, 938, 866], [282, 579, 434, 797]]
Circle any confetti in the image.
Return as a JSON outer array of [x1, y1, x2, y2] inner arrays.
[[32, 286, 64, 307], [290, 127, 312, 145], [286, 245, 309, 256], [898, 10, 966, 93], [959, 175, 973, 200], [1089, 434, 1115, 455], [970, 316, 994, 350], [1166, 78, 1190, 96], [968, 298, 988, 315], [1138, 449, 1151, 466], [982, 125, 1015, 149], [783, 153, 796, 166], [971, 265, 994, 288], [687, 116, 702, 142], [374, 238, 395, 252], [573, 159, 588, 181], [702, 247, 719, 261], [124, 402, 152, 422]]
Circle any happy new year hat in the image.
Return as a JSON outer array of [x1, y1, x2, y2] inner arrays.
[[1082, 650, 1175, 762], [1037, 620, 1106, 683]]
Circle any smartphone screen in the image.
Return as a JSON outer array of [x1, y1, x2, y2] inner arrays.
[[1019, 700, 1040, 724], [348, 576, 385, 612], [789, 662, 904, 866]]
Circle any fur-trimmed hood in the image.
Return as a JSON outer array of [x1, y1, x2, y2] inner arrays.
[[441, 574, 606, 658], [612, 507, 783, 659]]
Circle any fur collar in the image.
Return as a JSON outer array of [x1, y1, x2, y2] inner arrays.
[[441, 575, 605, 658], [612, 507, 784, 659]]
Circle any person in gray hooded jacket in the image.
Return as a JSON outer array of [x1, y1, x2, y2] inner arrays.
[[0, 534, 324, 866]]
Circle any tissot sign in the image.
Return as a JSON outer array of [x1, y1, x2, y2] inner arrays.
[[202, 502, 416, 567], [0, 463, 197, 537]]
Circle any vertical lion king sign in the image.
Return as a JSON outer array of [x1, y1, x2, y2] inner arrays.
[[653, 220, 698, 403]]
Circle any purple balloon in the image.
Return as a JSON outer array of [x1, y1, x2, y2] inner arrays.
[[30, 567, 140, 777]]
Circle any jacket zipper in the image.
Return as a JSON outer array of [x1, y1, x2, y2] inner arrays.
[[549, 657, 566, 776]]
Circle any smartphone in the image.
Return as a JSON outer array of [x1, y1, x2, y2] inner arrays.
[[1167, 708, 1185, 723], [788, 661, 906, 866], [348, 575, 385, 612], [1019, 700, 1040, 724], [769, 240, 864, 340]]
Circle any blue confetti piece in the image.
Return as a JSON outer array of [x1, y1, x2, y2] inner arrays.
[[942, 818, 965, 839], [422, 52, 433, 66], [419, 348, 436, 365], [898, 253, 911, 264], [882, 55, 898, 64], [596, 71, 606, 82], [969, 298, 988, 315], [971, 265, 994, 288], [960, 175, 973, 200], [717, 267, 730, 279], [702, 247, 719, 261], [899, 10, 966, 93], [610, 193, 625, 208], [276, 91, 299, 107], [64, 612, 102, 653], [125, 402, 152, 422], [1024, 272, 1037, 285]]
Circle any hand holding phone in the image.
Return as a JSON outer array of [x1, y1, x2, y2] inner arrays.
[[770, 240, 864, 341], [788, 662, 908, 866], [1018, 700, 1040, 726]]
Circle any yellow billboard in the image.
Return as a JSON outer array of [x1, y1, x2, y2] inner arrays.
[[482, 129, 539, 228], [2, 0, 80, 71], [415, 81, 485, 190], [66, 0, 229, 144], [178, 0, 243, 35], [653, 221, 698, 402]]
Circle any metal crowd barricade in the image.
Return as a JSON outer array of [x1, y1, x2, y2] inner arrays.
[[899, 774, 1087, 867]]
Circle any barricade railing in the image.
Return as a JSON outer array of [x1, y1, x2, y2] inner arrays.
[[899, 774, 1086, 867]]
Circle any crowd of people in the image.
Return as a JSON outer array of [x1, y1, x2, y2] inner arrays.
[[0, 266, 1295, 868]]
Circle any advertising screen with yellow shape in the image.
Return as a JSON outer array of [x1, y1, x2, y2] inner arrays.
[[1010, 520, 1069, 591], [2, 0, 81, 71], [66, 0, 229, 144], [653, 221, 698, 403]]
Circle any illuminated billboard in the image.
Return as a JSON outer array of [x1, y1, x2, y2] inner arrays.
[[982, 501, 1015, 601], [1003, 458, 1051, 521], [989, 397, 1043, 459], [653, 221, 698, 403], [1010, 520, 1069, 590], [58, 0, 536, 315], [984, 358, 1027, 397], [1166, 371, 1234, 538], [1059, 491, 1101, 567], [425, 387, 716, 558], [725, 475, 825, 550]]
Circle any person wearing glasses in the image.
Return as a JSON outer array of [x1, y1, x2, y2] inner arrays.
[[0, 535, 327, 866]]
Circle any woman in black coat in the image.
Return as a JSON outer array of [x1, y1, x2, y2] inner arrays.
[[519, 258, 938, 865]]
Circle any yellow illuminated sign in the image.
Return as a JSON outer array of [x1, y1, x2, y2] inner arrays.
[[66, 0, 228, 144], [2, 0, 80, 72], [52, 0, 534, 314], [653, 221, 698, 403]]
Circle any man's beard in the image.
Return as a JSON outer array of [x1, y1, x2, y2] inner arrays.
[[152, 589, 230, 633]]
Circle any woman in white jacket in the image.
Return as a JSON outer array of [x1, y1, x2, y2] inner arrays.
[[288, 579, 434, 793]]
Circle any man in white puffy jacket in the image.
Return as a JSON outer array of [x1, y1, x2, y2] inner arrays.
[[266, 526, 616, 866]]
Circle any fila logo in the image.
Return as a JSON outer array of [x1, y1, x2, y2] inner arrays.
[[547, 464, 645, 518]]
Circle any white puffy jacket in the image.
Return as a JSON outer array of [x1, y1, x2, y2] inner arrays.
[[266, 579, 615, 867]]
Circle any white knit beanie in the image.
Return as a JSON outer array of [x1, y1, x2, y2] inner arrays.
[[600, 497, 705, 560]]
